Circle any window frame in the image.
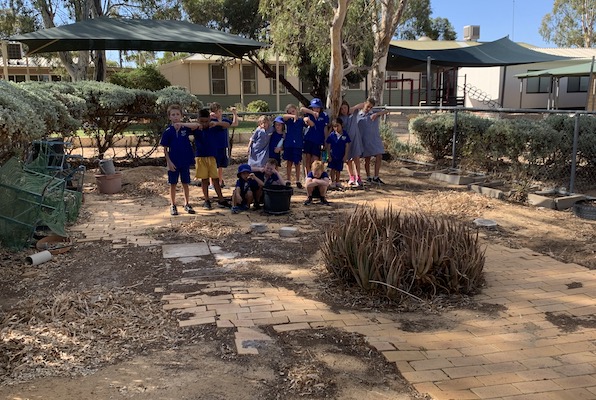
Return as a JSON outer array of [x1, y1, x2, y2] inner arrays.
[[210, 64, 227, 95]]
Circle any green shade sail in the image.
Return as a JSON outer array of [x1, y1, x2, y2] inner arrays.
[[10, 17, 266, 58], [515, 61, 595, 78]]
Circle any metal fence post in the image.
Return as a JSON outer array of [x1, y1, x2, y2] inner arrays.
[[569, 113, 580, 193], [451, 109, 459, 169]]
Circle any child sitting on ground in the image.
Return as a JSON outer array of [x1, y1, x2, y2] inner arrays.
[[326, 118, 351, 189], [304, 160, 331, 206], [231, 164, 261, 214], [253, 158, 286, 208]]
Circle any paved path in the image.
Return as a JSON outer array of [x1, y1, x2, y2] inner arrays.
[[71, 193, 596, 400]]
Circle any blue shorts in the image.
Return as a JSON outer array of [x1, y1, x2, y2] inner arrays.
[[168, 167, 191, 185], [215, 148, 229, 168], [303, 141, 322, 158], [283, 147, 303, 164], [328, 159, 344, 172]]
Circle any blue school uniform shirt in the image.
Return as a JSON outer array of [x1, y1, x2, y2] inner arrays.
[[284, 118, 305, 149], [255, 171, 283, 186], [268, 130, 284, 163], [235, 177, 259, 199], [326, 130, 351, 161], [211, 117, 232, 149], [303, 112, 329, 145], [306, 170, 330, 180], [159, 125, 195, 168], [194, 126, 218, 158]]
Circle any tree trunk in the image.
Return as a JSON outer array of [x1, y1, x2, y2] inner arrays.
[[327, 0, 350, 119], [369, 0, 408, 104]]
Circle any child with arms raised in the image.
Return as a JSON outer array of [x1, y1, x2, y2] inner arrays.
[[301, 98, 329, 175], [281, 104, 308, 188]]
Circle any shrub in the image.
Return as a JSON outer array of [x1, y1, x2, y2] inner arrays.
[[379, 121, 423, 160], [247, 99, 269, 113], [109, 65, 171, 91], [321, 205, 485, 301]]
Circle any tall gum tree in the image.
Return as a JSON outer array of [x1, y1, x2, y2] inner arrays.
[[327, 0, 350, 117], [540, 0, 596, 47]]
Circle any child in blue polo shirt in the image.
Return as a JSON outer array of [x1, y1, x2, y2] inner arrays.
[[160, 104, 196, 216], [209, 102, 237, 188], [304, 160, 331, 206], [326, 118, 351, 189], [301, 98, 330, 175], [281, 104, 309, 188], [269, 116, 285, 168], [231, 164, 260, 214]]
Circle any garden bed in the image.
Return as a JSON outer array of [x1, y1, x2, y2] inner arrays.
[[527, 189, 587, 210]]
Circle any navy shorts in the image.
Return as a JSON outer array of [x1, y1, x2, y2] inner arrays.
[[283, 147, 303, 164], [215, 148, 229, 168], [303, 141, 322, 158], [328, 158, 344, 172], [168, 167, 191, 184]]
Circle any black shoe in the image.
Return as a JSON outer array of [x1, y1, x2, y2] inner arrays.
[[372, 176, 385, 184], [285, 181, 292, 187], [184, 204, 195, 214], [296, 181, 303, 189], [253, 202, 261, 210], [303, 197, 312, 206], [217, 199, 232, 208], [170, 205, 178, 215], [203, 200, 213, 210], [320, 197, 330, 206]]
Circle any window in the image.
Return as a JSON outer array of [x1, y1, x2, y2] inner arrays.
[[269, 65, 287, 94], [242, 65, 257, 95], [210, 64, 226, 95], [526, 71, 550, 94], [301, 79, 314, 94], [567, 76, 589, 93]]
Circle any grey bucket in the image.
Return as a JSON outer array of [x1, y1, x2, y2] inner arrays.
[[99, 159, 116, 175]]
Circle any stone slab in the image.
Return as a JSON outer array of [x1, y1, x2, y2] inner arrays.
[[162, 243, 211, 259]]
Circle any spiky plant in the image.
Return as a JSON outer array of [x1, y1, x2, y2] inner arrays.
[[321, 205, 485, 301]]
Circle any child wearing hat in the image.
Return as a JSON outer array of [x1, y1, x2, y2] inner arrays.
[[269, 116, 285, 167], [301, 98, 330, 176], [231, 164, 262, 214]]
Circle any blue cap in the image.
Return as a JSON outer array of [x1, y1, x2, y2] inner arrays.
[[309, 98, 324, 109], [273, 116, 285, 124], [237, 164, 252, 177]]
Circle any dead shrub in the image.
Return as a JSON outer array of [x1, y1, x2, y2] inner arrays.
[[321, 205, 485, 301]]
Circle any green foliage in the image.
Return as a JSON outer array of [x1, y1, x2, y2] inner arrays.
[[397, 0, 456, 40], [379, 121, 423, 159], [540, 0, 596, 47], [246, 100, 269, 113], [0, 81, 45, 163], [158, 52, 190, 65], [109, 65, 171, 91], [409, 112, 491, 161], [321, 205, 485, 300]]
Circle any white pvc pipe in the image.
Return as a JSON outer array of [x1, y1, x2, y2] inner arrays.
[[26, 250, 53, 265]]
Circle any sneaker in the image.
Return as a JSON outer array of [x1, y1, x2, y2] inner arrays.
[[231, 206, 242, 214], [170, 205, 178, 216], [303, 197, 313, 206], [347, 179, 355, 186], [220, 181, 226, 188], [366, 177, 373, 183], [183, 204, 195, 214], [208, 184, 215, 190], [253, 202, 262, 210], [296, 181, 303, 189], [203, 200, 213, 210], [352, 180, 361, 187], [217, 199, 232, 208], [320, 197, 330, 205], [356, 177, 363, 186], [372, 176, 385, 185], [285, 181, 292, 187]]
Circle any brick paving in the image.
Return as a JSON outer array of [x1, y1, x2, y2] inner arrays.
[[70, 193, 596, 400]]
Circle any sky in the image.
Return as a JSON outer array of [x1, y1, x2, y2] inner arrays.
[[431, 0, 553, 47]]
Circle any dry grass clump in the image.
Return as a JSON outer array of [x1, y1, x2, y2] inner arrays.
[[321, 205, 485, 301], [0, 288, 179, 384]]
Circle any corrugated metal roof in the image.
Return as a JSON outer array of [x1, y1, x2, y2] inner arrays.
[[529, 47, 596, 59], [390, 39, 481, 50]]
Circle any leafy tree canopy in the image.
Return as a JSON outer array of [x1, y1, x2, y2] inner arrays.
[[540, 0, 596, 47], [109, 65, 170, 91], [396, 0, 456, 40]]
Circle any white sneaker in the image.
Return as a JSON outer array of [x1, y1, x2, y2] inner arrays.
[[347, 179, 355, 186]]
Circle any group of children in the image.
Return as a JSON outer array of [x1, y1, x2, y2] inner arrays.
[[160, 97, 388, 214]]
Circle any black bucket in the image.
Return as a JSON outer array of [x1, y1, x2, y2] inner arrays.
[[263, 185, 293, 215]]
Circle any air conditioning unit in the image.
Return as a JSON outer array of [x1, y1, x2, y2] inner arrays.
[[463, 25, 480, 41], [7, 43, 23, 59]]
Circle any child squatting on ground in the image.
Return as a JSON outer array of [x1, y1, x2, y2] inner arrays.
[[231, 164, 261, 214], [160, 104, 196, 216], [304, 160, 331, 206]]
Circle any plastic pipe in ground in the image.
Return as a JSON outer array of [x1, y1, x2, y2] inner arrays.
[[26, 250, 53, 265]]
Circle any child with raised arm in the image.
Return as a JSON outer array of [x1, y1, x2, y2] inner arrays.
[[247, 115, 271, 171], [209, 102, 238, 188], [160, 104, 196, 216], [358, 97, 389, 184], [304, 160, 331, 206], [339, 100, 365, 187], [269, 116, 285, 168], [301, 98, 329, 176], [282, 104, 308, 188], [326, 118, 351, 189]]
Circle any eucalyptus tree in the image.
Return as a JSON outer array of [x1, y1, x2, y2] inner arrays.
[[540, 0, 596, 47]]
